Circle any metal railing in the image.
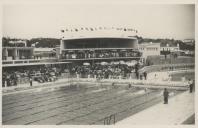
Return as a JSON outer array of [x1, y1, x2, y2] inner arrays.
[[2, 58, 57, 65], [139, 63, 194, 73], [104, 114, 116, 125]]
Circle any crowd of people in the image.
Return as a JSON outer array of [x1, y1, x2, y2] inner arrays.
[[69, 62, 141, 79], [61, 50, 141, 59], [2, 66, 62, 87], [2, 61, 143, 87]]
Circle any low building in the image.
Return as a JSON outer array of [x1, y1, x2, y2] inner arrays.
[[9, 40, 27, 47], [33, 48, 56, 59], [2, 47, 34, 60], [138, 42, 161, 58], [160, 43, 180, 52]]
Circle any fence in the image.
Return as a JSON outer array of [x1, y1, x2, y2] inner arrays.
[[139, 63, 194, 74], [104, 114, 116, 125]]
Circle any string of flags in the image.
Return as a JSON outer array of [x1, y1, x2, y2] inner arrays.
[[61, 27, 138, 33]]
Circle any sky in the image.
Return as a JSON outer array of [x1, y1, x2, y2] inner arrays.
[[3, 3, 195, 40]]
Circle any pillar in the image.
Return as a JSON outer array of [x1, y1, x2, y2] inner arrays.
[[13, 48, 19, 60], [3, 48, 8, 60]]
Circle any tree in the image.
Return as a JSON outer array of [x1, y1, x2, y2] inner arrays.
[[161, 50, 170, 59]]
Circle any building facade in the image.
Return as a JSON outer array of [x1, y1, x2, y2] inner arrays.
[[138, 42, 161, 58], [59, 27, 142, 64], [160, 43, 180, 52]]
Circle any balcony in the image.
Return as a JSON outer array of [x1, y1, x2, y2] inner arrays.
[[61, 48, 142, 61], [2, 58, 58, 67]]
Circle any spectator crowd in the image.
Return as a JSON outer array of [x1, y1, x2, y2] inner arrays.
[[70, 61, 142, 79], [61, 50, 141, 59], [2, 66, 62, 87], [2, 61, 143, 87]]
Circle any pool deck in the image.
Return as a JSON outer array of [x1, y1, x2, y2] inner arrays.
[[116, 91, 195, 125]]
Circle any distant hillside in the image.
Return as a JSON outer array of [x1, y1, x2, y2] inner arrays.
[[2, 37, 60, 48], [2, 37, 195, 50], [27, 38, 60, 47]]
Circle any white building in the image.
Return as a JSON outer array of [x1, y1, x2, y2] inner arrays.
[[160, 43, 180, 52], [9, 40, 27, 47], [138, 42, 161, 59]]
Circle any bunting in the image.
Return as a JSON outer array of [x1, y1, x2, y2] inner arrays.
[[61, 27, 138, 33]]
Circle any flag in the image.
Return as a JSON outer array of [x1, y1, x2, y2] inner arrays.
[[65, 29, 69, 31], [124, 28, 127, 31], [85, 28, 89, 31], [75, 28, 78, 32], [90, 28, 94, 31], [81, 28, 84, 30], [61, 30, 64, 33]]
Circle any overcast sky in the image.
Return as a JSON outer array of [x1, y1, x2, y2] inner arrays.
[[3, 4, 195, 40]]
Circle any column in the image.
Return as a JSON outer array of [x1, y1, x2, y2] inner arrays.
[[3, 48, 8, 60], [13, 48, 18, 60]]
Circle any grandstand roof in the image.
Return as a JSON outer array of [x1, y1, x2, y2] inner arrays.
[[61, 36, 138, 41], [61, 27, 138, 40]]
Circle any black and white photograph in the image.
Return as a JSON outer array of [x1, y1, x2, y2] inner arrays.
[[1, 0, 196, 126]]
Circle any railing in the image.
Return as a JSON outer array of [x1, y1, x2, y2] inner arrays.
[[62, 48, 139, 51], [104, 114, 116, 125], [61, 56, 141, 61], [139, 63, 194, 74], [2, 58, 57, 65], [61, 48, 142, 60]]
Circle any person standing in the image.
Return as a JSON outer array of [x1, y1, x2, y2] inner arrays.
[[188, 79, 193, 93], [163, 88, 169, 104], [189, 83, 193, 93], [143, 71, 147, 80], [189, 79, 194, 93], [30, 77, 33, 86], [128, 83, 131, 88]]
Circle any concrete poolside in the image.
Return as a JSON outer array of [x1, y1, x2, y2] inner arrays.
[[116, 91, 195, 125]]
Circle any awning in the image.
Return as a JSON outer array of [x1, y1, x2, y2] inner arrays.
[[119, 60, 125, 64]]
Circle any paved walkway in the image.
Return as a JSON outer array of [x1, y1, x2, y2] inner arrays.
[[117, 91, 194, 125]]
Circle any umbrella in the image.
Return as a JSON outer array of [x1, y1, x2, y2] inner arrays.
[[101, 62, 108, 65], [83, 62, 90, 66], [120, 49, 127, 52], [119, 60, 125, 64]]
